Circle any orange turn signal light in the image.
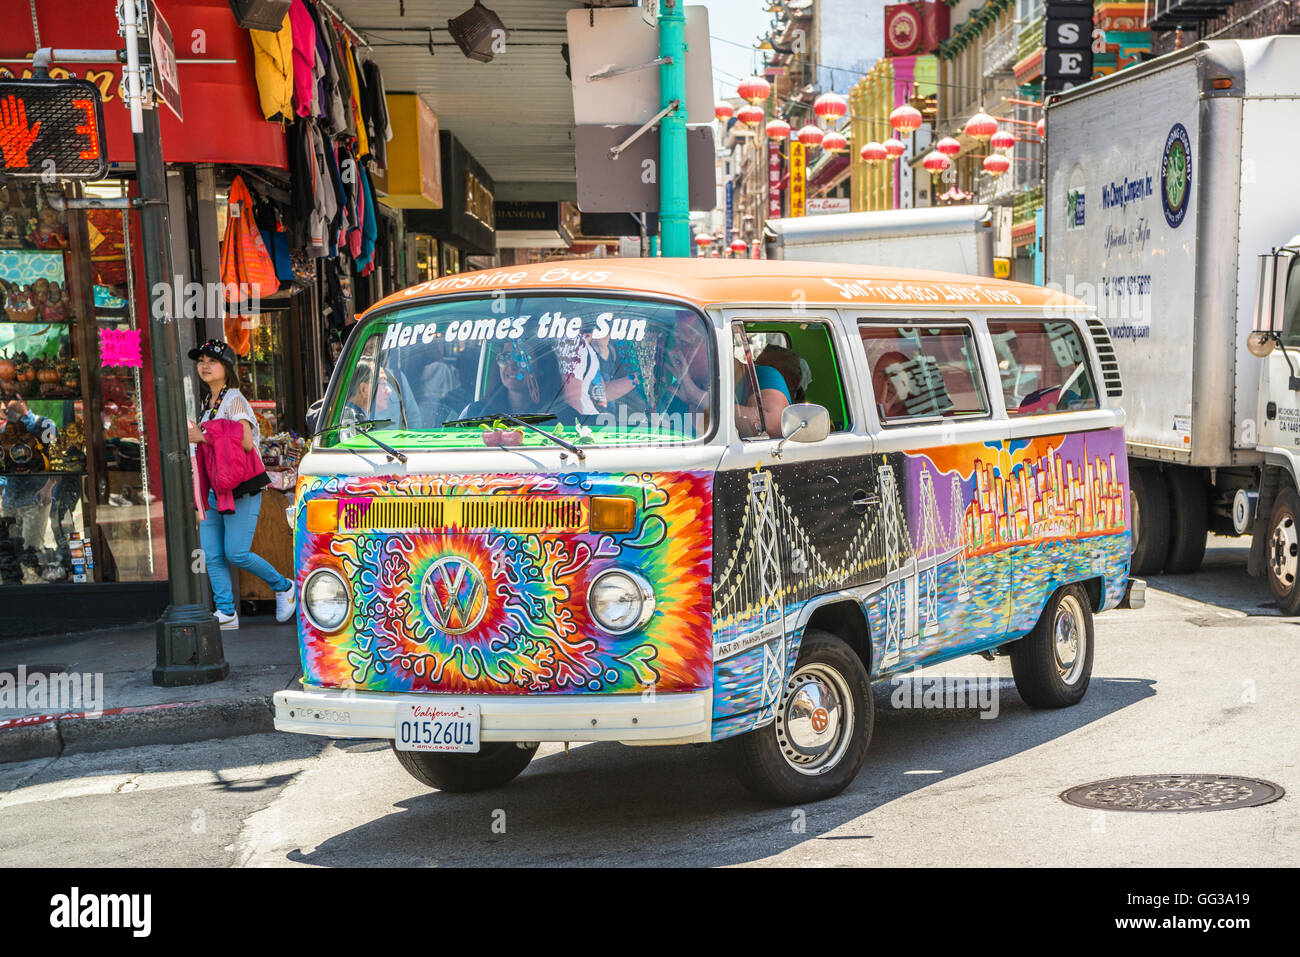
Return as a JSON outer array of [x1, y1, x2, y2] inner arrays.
[[305, 499, 339, 534], [590, 496, 636, 533], [1212, 77, 1232, 89]]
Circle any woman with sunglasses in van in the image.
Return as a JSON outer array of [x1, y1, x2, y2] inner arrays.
[[186, 339, 296, 630]]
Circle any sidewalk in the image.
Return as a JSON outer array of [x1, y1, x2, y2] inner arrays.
[[0, 617, 302, 764]]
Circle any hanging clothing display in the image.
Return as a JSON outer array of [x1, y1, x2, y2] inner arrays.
[[288, 0, 318, 118]]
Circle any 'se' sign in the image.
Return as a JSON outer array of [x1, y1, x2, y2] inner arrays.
[[0, 79, 108, 180]]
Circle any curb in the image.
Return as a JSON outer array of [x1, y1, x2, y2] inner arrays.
[[0, 694, 277, 765]]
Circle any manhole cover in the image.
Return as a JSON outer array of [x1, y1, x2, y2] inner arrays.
[[1061, 775, 1284, 812]]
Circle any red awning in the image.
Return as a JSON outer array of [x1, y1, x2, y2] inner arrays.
[[0, 0, 288, 169]]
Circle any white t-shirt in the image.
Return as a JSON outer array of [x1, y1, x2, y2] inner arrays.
[[203, 387, 261, 446]]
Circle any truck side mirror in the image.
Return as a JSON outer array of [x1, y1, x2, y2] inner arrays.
[[305, 398, 324, 437], [1253, 250, 1295, 339]]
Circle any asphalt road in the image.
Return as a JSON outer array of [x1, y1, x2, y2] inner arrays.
[[2, 536, 1296, 867]]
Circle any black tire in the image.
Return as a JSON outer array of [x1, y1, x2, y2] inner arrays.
[[391, 741, 539, 792], [1265, 486, 1300, 615], [728, 630, 873, 805], [1009, 584, 1094, 709], [1165, 467, 1208, 574], [1129, 465, 1171, 576]]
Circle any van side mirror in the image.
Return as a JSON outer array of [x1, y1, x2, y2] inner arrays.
[[774, 403, 831, 456], [305, 398, 324, 437]]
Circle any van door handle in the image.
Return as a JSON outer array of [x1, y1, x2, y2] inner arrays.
[[852, 490, 878, 512]]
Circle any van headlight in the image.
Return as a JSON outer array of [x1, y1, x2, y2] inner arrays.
[[586, 569, 655, 634], [303, 569, 350, 632]]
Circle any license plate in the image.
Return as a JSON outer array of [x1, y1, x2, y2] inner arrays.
[[394, 702, 481, 753]]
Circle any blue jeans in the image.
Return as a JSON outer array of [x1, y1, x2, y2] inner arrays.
[[199, 490, 292, 615]]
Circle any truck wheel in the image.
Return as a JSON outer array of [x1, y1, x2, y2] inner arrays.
[[728, 630, 873, 805], [1009, 584, 1094, 709], [1266, 487, 1300, 615], [1129, 466, 1171, 576], [391, 742, 539, 792], [1165, 467, 1208, 574]]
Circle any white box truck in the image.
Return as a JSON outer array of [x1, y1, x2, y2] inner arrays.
[[1045, 36, 1300, 609], [765, 205, 996, 276]]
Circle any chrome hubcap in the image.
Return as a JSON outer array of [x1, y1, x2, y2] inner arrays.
[[1270, 514, 1298, 589], [1054, 593, 1087, 685], [775, 663, 853, 776]]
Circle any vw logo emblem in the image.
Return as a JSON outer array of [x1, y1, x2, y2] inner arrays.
[[421, 556, 488, 635]]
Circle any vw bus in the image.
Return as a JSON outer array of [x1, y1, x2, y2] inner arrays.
[[273, 260, 1142, 804]]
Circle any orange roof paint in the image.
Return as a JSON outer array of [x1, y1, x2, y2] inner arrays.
[[364, 257, 1087, 317]]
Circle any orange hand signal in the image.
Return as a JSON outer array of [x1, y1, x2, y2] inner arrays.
[[0, 94, 42, 169]]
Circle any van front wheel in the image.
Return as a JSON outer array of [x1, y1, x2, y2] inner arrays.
[[1009, 584, 1094, 708], [728, 630, 873, 805], [391, 742, 539, 792], [1265, 487, 1300, 615]]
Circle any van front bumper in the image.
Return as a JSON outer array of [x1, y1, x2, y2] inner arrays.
[[273, 686, 713, 746], [1120, 577, 1146, 610]]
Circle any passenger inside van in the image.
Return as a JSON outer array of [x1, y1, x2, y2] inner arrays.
[[735, 353, 792, 437]]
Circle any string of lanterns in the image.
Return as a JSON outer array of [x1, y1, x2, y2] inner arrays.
[[717, 74, 1042, 195]]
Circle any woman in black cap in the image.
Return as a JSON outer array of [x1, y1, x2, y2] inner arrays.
[[186, 339, 296, 630]]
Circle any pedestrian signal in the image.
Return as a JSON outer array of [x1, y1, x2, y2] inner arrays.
[[0, 79, 108, 180]]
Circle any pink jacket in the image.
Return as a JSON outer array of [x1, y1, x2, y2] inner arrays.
[[289, 0, 317, 118], [196, 419, 265, 513]]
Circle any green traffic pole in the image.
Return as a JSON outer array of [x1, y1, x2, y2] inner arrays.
[[658, 0, 689, 257]]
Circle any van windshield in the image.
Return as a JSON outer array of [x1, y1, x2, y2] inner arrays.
[[318, 295, 715, 450]]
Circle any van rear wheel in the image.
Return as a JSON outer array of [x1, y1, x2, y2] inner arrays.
[[1129, 466, 1171, 576], [728, 630, 873, 805], [1009, 584, 1094, 709], [1265, 487, 1300, 615], [391, 741, 539, 792]]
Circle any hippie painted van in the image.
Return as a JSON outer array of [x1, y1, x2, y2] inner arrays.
[[273, 259, 1143, 804]]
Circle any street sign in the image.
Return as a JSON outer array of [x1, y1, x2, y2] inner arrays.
[[566, 5, 712, 125], [575, 125, 715, 212], [0, 79, 108, 180], [149, 2, 183, 121]]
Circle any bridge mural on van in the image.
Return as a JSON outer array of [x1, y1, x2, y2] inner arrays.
[[293, 470, 713, 696], [710, 427, 1131, 739]]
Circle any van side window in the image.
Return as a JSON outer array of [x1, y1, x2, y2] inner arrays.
[[988, 320, 1099, 415], [733, 320, 851, 439], [860, 324, 987, 424]]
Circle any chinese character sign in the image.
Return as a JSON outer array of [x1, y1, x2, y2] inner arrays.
[[790, 141, 807, 218], [99, 328, 143, 368]]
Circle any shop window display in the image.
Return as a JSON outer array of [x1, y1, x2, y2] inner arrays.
[[0, 183, 165, 587]]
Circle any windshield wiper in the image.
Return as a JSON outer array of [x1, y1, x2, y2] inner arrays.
[[442, 412, 585, 460], [314, 418, 408, 464]]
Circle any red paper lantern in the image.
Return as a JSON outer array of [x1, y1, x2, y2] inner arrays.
[[1036, 117, 1046, 138], [715, 101, 735, 122], [694, 234, 712, 248], [737, 75, 771, 105], [983, 154, 1011, 177], [883, 137, 906, 159], [990, 129, 1016, 151], [797, 124, 824, 147], [964, 111, 999, 141], [936, 136, 962, 157], [736, 104, 765, 126], [821, 129, 849, 152], [730, 239, 747, 253], [860, 141, 888, 163], [765, 118, 791, 140], [890, 104, 923, 134], [922, 150, 951, 174], [813, 91, 848, 125]]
